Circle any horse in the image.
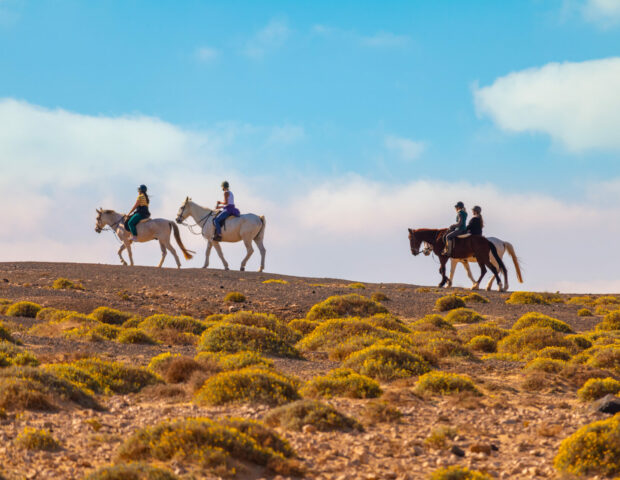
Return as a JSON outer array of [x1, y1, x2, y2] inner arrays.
[[408, 228, 508, 291], [443, 237, 523, 291], [175, 197, 266, 272], [95, 209, 193, 268]]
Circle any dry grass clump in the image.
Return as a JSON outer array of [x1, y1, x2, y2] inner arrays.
[[194, 367, 299, 406], [0, 342, 39, 367], [371, 292, 389, 302], [512, 312, 573, 333], [161, 357, 205, 384], [425, 337, 473, 359], [262, 279, 288, 284], [462, 292, 490, 304], [301, 368, 382, 399], [287, 319, 319, 335], [585, 345, 620, 372], [497, 327, 571, 356], [222, 311, 301, 343], [216, 351, 274, 371], [264, 399, 362, 432], [15, 427, 61, 451], [424, 425, 457, 449], [429, 466, 493, 480], [596, 311, 620, 331], [224, 291, 246, 303], [577, 377, 620, 401], [6, 301, 42, 318], [90, 307, 132, 325], [366, 313, 411, 333], [84, 463, 179, 480], [414, 371, 480, 396], [578, 308, 593, 317], [198, 323, 300, 358], [534, 346, 572, 361], [466, 335, 497, 353], [343, 345, 431, 381], [117, 417, 298, 476], [594, 305, 618, 316], [52, 277, 84, 290], [458, 322, 507, 343], [116, 328, 156, 345], [220, 417, 295, 459], [524, 358, 566, 374], [445, 308, 484, 324], [411, 314, 455, 332], [554, 414, 620, 477], [567, 295, 595, 306], [567, 334, 593, 351], [306, 294, 388, 321], [362, 400, 402, 424], [296, 318, 395, 352], [506, 291, 548, 305], [35, 307, 75, 322], [147, 352, 181, 374], [0, 323, 19, 345], [435, 295, 466, 312], [595, 295, 620, 306], [0, 366, 100, 411]]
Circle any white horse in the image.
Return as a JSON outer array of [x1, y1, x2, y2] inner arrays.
[[426, 236, 522, 291], [95, 209, 193, 268], [175, 197, 266, 272]]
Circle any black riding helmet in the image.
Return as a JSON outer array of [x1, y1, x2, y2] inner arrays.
[[454, 201, 465, 209], [473, 205, 481, 213], [221, 181, 230, 189], [138, 185, 147, 193]]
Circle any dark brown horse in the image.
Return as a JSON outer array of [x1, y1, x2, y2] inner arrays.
[[408, 228, 508, 291]]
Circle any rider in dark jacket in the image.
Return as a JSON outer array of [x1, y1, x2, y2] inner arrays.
[[467, 205, 483, 235], [442, 201, 467, 257]]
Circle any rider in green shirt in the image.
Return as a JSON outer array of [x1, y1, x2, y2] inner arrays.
[[442, 201, 467, 257]]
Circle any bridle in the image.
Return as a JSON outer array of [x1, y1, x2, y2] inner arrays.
[[177, 201, 215, 236], [95, 212, 124, 243]]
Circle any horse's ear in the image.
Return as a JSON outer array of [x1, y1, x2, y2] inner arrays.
[[408, 228, 413, 233], [96, 208, 102, 213], [185, 196, 188, 201]]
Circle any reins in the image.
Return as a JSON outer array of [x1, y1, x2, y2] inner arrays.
[[178, 203, 215, 236]]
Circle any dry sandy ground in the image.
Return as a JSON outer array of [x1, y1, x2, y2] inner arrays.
[[0, 262, 614, 480]]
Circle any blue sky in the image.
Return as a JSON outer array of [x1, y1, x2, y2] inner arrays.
[[1, 0, 619, 291]]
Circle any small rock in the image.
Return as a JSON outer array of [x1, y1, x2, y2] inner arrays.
[[450, 445, 465, 457], [302, 424, 317, 434], [594, 394, 620, 415], [470, 444, 492, 455]]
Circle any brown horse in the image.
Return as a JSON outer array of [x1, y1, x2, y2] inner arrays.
[[408, 228, 508, 291]]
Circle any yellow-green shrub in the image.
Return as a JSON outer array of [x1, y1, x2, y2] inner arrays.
[[224, 291, 246, 303], [466, 335, 496, 353], [425, 337, 473, 359], [343, 345, 431, 381], [6, 301, 42, 318], [506, 291, 548, 305], [218, 351, 273, 371], [222, 311, 301, 343], [497, 327, 571, 356], [15, 427, 60, 451], [0, 323, 18, 345], [596, 311, 620, 331], [52, 278, 83, 290], [327, 335, 413, 361], [306, 294, 388, 321], [554, 415, 620, 476], [362, 400, 402, 424], [458, 322, 508, 342], [117, 328, 156, 345], [567, 334, 593, 350], [534, 346, 572, 361], [301, 368, 382, 398], [595, 296, 620, 306], [512, 312, 573, 333], [35, 307, 75, 322], [568, 295, 595, 306], [577, 377, 620, 401], [371, 292, 389, 302], [411, 314, 455, 332], [296, 318, 395, 352], [264, 399, 362, 432], [424, 425, 457, 449], [84, 463, 179, 480], [198, 323, 300, 358], [586, 345, 619, 372], [0, 342, 38, 367], [287, 318, 319, 335], [90, 307, 132, 325], [414, 371, 480, 396], [462, 292, 489, 304], [435, 295, 465, 312], [262, 279, 288, 284], [524, 358, 566, 374], [445, 308, 484, 324], [147, 352, 181, 374], [578, 308, 593, 317], [366, 313, 410, 333], [194, 367, 299, 406], [429, 466, 493, 480], [348, 282, 366, 289], [139, 314, 207, 335]]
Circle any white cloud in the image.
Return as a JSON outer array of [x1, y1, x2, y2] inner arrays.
[[195, 46, 218, 62], [244, 19, 290, 59], [384, 135, 425, 161], [474, 57, 620, 152], [266, 125, 305, 145], [583, 0, 620, 27], [312, 25, 410, 48], [1, 98, 619, 293]]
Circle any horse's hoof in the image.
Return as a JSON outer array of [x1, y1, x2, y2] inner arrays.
[[240, 267, 245, 272], [471, 284, 479, 290], [224, 267, 229, 271]]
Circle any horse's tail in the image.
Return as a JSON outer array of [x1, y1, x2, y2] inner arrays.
[[489, 241, 507, 277], [504, 241, 523, 283], [170, 221, 194, 260], [254, 215, 266, 241]]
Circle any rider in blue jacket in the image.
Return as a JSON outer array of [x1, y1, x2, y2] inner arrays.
[[442, 201, 467, 257]]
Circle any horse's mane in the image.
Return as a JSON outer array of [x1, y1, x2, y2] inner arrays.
[[102, 209, 117, 214]]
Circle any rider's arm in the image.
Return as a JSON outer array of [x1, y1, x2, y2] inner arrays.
[[128, 199, 139, 215], [217, 192, 230, 208]]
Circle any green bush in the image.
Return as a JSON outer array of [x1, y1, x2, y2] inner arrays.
[[117, 328, 156, 345], [445, 308, 484, 324], [147, 352, 181, 375], [506, 291, 548, 305], [429, 466, 493, 480], [462, 292, 490, 304], [366, 313, 411, 333], [414, 371, 480, 396], [222, 311, 301, 343], [497, 327, 571, 356], [301, 368, 382, 398], [371, 292, 389, 302], [84, 463, 180, 480], [567, 334, 593, 351], [217, 351, 274, 371], [348, 282, 366, 289], [224, 291, 246, 303], [296, 318, 395, 351], [264, 399, 362, 432], [595, 296, 620, 306], [554, 414, 620, 476], [306, 294, 388, 321], [52, 278, 83, 290], [578, 308, 593, 317], [586, 345, 620, 372], [262, 279, 288, 285], [577, 377, 620, 401], [410, 314, 455, 332], [327, 335, 413, 362], [6, 301, 42, 318], [524, 358, 566, 374], [512, 312, 573, 333], [287, 319, 319, 335], [343, 345, 431, 381], [139, 314, 208, 335], [425, 337, 473, 359], [35, 307, 74, 322], [535, 346, 572, 361], [0, 323, 18, 345], [466, 335, 496, 353], [596, 311, 620, 331], [198, 323, 300, 358], [90, 307, 132, 325], [362, 400, 402, 424], [458, 322, 507, 342], [435, 295, 466, 312], [0, 342, 38, 367], [194, 367, 300, 406], [15, 427, 60, 451], [425, 426, 457, 449]]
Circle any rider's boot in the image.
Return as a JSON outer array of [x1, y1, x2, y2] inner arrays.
[[442, 241, 451, 257]]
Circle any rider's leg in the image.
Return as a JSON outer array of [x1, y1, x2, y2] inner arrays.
[[213, 211, 231, 240], [443, 230, 457, 256], [127, 213, 141, 236]]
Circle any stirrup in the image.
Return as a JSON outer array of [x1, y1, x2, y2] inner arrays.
[[213, 234, 222, 242]]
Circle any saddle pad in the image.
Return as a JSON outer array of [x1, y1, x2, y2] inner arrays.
[[137, 218, 150, 225], [457, 233, 471, 239]]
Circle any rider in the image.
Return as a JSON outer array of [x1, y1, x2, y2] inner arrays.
[[467, 205, 483, 235], [126, 185, 151, 241], [213, 181, 240, 241], [442, 201, 467, 257]]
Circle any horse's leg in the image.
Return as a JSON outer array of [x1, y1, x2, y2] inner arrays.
[[127, 244, 134, 266], [447, 259, 457, 288], [118, 244, 128, 266], [203, 242, 212, 269], [240, 237, 254, 272], [157, 241, 167, 268], [212, 242, 229, 270], [486, 261, 502, 292], [439, 259, 448, 287], [254, 238, 266, 272], [473, 260, 486, 290], [464, 261, 476, 285]]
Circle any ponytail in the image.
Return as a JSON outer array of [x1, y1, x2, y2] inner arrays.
[[143, 192, 150, 204]]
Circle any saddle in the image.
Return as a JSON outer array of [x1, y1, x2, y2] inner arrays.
[[457, 233, 471, 239]]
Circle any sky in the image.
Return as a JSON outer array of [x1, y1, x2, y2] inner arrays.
[[0, 0, 619, 292]]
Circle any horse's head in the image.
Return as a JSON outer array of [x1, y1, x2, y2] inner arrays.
[[176, 197, 191, 224], [408, 228, 423, 256], [95, 208, 103, 233]]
